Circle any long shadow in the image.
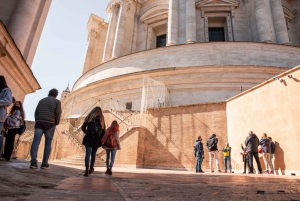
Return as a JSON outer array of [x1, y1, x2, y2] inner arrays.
[[274, 141, 285, 175]]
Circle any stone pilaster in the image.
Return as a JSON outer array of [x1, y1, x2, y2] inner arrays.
[[112, 1, 129, 59], [7, 0, 40, 53], [185, 0, 196, 44], [167, 0, 179, 46], [82, 30, 98, 74], [270, 0, 290, 45], [103, 4, 119, 62], [254, 0, 272, 43]]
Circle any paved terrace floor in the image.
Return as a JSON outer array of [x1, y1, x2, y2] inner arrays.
[[1, 160, 300, 201]]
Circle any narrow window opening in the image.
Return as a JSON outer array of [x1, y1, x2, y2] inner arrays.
[[209, 27, 225, 41], [156, 34, 167, 48], [126, 102, 132, 110]]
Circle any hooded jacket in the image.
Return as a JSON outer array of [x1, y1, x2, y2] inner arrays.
[[270, 141, 276, 154], [0, 88, 12, 122], [206, 135, 218, 151], [245, 134, 259, 153]]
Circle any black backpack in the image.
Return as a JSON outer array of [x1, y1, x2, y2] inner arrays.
[[17, 121, 26, 135], [88, 121, 102, 137]]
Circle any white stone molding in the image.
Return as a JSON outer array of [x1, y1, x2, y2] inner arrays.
[[283, 5, 295, 22], [140, 4, 169, 25], [167, 0, 179, 46], [196, 0, 240, 14]]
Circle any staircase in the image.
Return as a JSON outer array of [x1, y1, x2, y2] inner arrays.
[[53, 154, 106, 167]]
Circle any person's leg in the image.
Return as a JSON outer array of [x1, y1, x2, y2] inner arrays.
[[209, 151, 214, 171], [106, 150, 111, 169], [228, 156, 232, 173], [41, 126, 56, 166], [253, 152, 262, 173], [85, 147, 92, 167], [199, 156, 203, 172], [30, 128, 44, 164], [266, 153, 273, 173], [262, 152, 269, 172], [224, 157, 227, 172], [0, 122, 4, 158], [109, 149, 117, 168], [214, 151, 220, 171], [269, 153, 274, 173], [3, 129, 17, 160], [89, 147, 98, 174], [248, 153, 254, 173], [196, 156, 200, 172]]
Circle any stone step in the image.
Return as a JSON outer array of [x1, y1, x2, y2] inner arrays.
[[53, 160, 105, 167]]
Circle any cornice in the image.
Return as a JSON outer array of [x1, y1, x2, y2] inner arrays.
[[0, 21, 41, 94]]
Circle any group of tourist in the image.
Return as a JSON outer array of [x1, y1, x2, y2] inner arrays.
[[0, 76, 25, 162], [194, 132, 276, 174], [28, 88, 120, 176]]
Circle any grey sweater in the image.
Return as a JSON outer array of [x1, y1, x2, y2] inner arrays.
[[35, 96, 61, 125], [0, 88, 12, 122]]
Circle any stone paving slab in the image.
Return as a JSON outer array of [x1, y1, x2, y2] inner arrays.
[[1, 159, 300, 201]]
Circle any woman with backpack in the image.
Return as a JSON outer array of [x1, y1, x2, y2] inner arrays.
[[2, 101, 25, 161], [102, 120, 121, 175], [81, 106, 106, 177], [0, 76, 13, 160]]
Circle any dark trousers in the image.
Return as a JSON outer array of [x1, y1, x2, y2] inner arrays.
[[3, 128, 18, 160], [85, 146, 98, 167], [248, 152, 262, 173]]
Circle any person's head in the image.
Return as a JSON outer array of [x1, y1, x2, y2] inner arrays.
[[248, 131, 254, 135], [111, 120, 119, 131], [198, 136, 202, 141], [212, 134, 216, 137], [268, 136, 272, 141], [225, 142, 229, 147], [48, 88, 59, 98], [9, 101, 25, 120], [85, 106, 104, 123], [262, 133, 267, 139], [0, 75, 8, 93]]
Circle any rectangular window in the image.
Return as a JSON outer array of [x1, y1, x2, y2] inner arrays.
[[125, 102, 132, 110], [208, 27, 225, 42], [156, 34, 167, 48]]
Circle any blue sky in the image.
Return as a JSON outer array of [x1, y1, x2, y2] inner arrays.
[[24, 0, 110, 120]]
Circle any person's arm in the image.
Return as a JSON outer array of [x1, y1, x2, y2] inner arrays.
[[34, 102, 40, 121], [201, 143, 204, 157], [0, 89, 12, 106], [211, 138, 218, 148], [115, 131, 120, 141], [81, 122, 88, 134], [55, 101, 62, 125], [206, 140, 209, 149]]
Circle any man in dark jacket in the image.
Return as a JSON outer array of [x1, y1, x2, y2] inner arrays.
[[30, 89, 61, 169], [206, 134, 221, 173], [194, 136, 204, 173], [244, 131, 262, 174]]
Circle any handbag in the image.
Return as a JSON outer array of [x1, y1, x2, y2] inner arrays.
[[258, 147, 263, 154]]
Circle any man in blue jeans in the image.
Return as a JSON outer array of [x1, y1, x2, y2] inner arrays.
[[244, 131, 262, 174], [30, 89, 61, 169], [194, 136, 204, 173]]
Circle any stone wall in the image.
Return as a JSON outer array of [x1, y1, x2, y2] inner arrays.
[[227, 65, 300, 175]]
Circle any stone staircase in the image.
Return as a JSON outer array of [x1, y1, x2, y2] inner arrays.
[[53, 154, 106, 167]]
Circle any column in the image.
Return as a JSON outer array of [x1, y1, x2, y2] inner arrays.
[[82, 30, 98, 74], [167, 0, 179, 46], [102, 4, 119, 62], [270, 0, 290, 45], [254, 0, 272, 43], [7, 0, 40, 53], [111, 1, 128, 59], [185, 0, 196, 44]]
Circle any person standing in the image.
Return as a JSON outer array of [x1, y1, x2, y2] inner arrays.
[[222, 142, 232, 173], [2, 101, 25, 161], [102, 120, 121, 175], [244, 131, 262, 174], [30, 89, 61, 169], [268, 136, 275, 174], [260, 133, 273, 174], [81, 106, 106, 177], [206, 134, 221, 173], [194, 136, 204, 173], [0, 76, 13, 159]]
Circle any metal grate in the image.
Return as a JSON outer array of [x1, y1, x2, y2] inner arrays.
[[209, 27, 225, 41], [156, 34, 166, 48]]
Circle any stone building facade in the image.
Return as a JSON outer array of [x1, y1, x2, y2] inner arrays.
[[0, 0, 52, 101], [54, 0, 300, 173]]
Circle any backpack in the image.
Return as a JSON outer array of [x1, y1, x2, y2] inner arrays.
[[88, 121, 102, 137], [17, 121, 26, 135], [207, 138, 215, 147], [105, 133, 117, 148]]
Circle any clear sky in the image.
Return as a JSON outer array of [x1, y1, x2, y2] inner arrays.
[[24, 0, 111, 120]]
